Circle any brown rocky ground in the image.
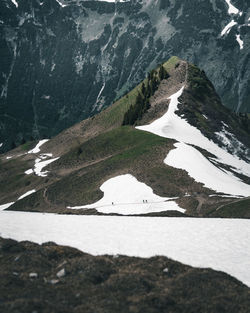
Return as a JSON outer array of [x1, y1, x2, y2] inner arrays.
[[0, 237, 250, 313]]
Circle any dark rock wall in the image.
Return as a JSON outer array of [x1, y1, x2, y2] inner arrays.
[[0, 0, 249, 151]]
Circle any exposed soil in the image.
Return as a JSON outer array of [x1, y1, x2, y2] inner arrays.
[[0, 237, 249, 313]]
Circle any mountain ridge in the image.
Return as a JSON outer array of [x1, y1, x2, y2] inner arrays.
[[1, 57, 249, 218]]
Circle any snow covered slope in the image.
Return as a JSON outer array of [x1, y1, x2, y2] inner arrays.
[[137, 87, 250, 197]]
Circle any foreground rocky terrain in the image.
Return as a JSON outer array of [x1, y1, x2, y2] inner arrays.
[[1, 237, 250, 313]]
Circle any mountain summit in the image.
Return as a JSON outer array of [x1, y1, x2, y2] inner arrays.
[[1, 56, 249, 218]]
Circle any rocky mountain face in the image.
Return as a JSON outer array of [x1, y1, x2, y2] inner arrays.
[[1, 57, 249, 218], [0, 0, 250, 152]]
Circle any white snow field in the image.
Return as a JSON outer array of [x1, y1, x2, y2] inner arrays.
[[25, 156, 59, 177], [221, 20, 237, 36], [0, 202, 14, 211], [236, 34, 244, 49], [28, 139, 49, 154], [68, 174, 184, 214], [136, 87, 250, 197], [165, 143, 250, 197], [17, 189, 36, 200], [224, 0, 240, 15], [33, 157, 59, 177], [0, 211, 250, 287], [11, 0, 18, 7]]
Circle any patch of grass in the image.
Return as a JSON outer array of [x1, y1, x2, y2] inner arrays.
[[0, 158, 41, 203], [54, 127, 167, 168], [210, 198, 250, 218], [194, 111, 209, 131], [163, 56, 180, 72], [187, 64, 209, 97], [20, 141, 33, 151]]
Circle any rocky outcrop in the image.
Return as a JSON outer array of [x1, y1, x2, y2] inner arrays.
[[0, 237, 250, 313]]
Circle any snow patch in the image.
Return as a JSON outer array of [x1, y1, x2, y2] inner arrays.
[[28, 139, 49, 154], [221, 20, 237, 36], [25, 169, 33, 175], [0, 143, 3, 148], [209, 194, 243, 198], [55, 0, 67, 7], [224, 0, 240, 15], [68, 174, 184, 214], [0, 202, 14, 211], [25, 144, 58, 177], [136, 87, 250, 180], [164, 143, 250, 197], [11, 0, 18, 7], [42, 95, 50, 100], [18, 190, 36, 200], [34, 157, 59, 177], [215, 125, 246, 156], [236, 34, 244, 49]]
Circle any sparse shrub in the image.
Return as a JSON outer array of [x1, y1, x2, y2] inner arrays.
[[77, 147, 83, 155]]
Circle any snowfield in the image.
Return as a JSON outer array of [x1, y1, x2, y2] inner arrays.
[[25, 157, 59, 177], [0, 211, 250, 287], [28, 139, 49, 154], [224, 0, 240, 15], [68, 174, 184, 214], [165, 143, 250, 197], [236, 34, 244, 49], [221, 20, 237, 36], [0, 202, 14, 211], [136, 87, 250, 197], [33, 157, 59, 177], [17, 189, 36, 200]]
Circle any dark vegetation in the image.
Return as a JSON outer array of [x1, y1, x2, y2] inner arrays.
[[0, 238, 249, 313], [187, 64, 212, 99], [178, 63, 250, 160], [122, 65, 169, 125], [209, 198, 250, 218]]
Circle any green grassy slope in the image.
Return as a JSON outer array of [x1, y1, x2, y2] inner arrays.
[[209, 198, 250, 218], [10, 126, 211, 213], [2, 56, 249, 218]]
